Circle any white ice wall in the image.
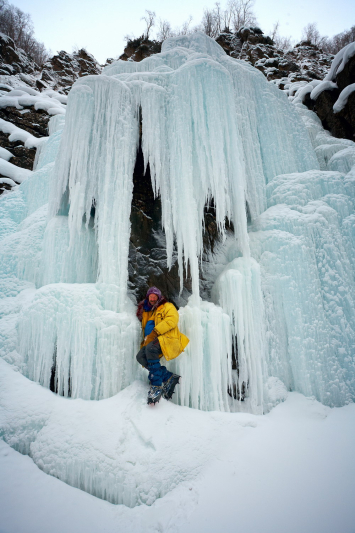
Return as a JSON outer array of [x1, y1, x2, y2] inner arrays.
[[0, 33, 354, 416]]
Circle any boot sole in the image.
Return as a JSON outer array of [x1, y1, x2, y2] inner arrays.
[[163, 376, 181, 400]]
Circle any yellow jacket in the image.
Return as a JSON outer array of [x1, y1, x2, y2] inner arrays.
[[141, 302, 189, 361]]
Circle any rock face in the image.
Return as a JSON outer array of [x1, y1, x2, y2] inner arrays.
[[295, 45, 355, 141], [37, 49, 102, 93], [0, 104, 49, 174], [0, 32, 38, 77], [0, 31, 102, 94], [0, 35, 102, 196], [128, 136, 221, 304], [216, 29, 333, 88]]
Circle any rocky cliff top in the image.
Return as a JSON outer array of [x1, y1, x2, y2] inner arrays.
[[0, 26, 354, 195], [0, 33, 102, 94]]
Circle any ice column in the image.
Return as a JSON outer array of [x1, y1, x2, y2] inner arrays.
[[212, 257, 266, 414], [169, 300, 233, 412], [50, 76, 139, 311]]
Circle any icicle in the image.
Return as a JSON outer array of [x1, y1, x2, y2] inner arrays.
[[50, 76, 139, 311], [212, 257, 266, 414], [168, 299, 233, 412], [18, 284, 141, 400]]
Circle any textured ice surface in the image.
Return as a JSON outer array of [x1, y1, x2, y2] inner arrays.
[[0, 32, 354, 433], [212, 257, 266, 414], [1, 32, 355, 511], [18, 284, 141, 400], [102, 32, 317, 291], [49, 77, 139, 312]]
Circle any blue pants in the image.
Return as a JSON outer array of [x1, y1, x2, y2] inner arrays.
[[136, 338, 172, 386]]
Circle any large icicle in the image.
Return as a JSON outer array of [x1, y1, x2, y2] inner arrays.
[[169, 300, 233, 412], [50, 76, 139, 311], [212, 257, 266, 414]]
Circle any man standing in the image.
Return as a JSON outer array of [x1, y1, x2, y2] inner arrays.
[[136, 287, 189, 404]]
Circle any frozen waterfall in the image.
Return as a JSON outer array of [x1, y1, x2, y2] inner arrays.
[[0, 32, 354, 422]]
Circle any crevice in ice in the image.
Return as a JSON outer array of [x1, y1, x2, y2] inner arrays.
[[227, 338, 248, 401], [50, 343, 72, 397], [56, 184, 69, 216]]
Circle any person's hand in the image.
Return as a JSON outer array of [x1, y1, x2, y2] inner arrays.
[[144, 330, 158, 345]]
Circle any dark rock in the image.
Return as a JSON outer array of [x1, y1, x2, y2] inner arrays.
[[38, 48, 101, 93], [0, 130, 37, 171], [336, 51, 355, 92], [332, 92, 355, 141], [313, 87, 354, 139], [0, 32, 38, 76], [301, 48, 355, 140], [128, 127, 224, 304], [0, 177, 14, 195], [0, 106, 49, 137], [128, 136, 191, 304], [216, 32, 242, 56], [119, 37, 161, 62]]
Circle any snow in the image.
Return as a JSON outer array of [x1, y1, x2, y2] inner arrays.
[[297, 42, 355, 105], [0, 356, 354, 532], [0, 158, 32, 183], [0, 177, 16, 186], [0, 88, 67, 116], [310, 80, 338, 101], [0, 117, 48, 148], [325, 42, 355, 81], [333, 83, 355, 113], [0, 146, 13, 161]]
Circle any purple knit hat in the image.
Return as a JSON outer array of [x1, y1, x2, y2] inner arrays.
[[146, 286, 162, 299]]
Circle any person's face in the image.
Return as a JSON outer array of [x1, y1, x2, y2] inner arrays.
[[148, 293, 158, 305]]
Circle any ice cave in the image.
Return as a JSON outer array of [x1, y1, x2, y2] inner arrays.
[[0, 33, 355, 508]]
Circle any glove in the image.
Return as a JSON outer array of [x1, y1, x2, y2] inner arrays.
[[144, 329, 158, 346]]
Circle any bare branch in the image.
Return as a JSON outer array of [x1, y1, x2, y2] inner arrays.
[[141, 10, 156, 40]]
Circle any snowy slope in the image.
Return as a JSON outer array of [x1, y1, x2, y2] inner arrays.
[[0, 383, 354, 533]]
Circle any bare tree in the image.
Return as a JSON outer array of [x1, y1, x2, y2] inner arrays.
[[270, 21, 293, 51], [270, 21, 279, 41], [324, 25, 355, 54], [141, 10, 156, 40], [0, 0, 48, 65], [230, 0, 257, 32], [179, 15, 193, 36], [301, 22, 328, 49], [201, 8, 216, 37], [157, 19, 173, 41]]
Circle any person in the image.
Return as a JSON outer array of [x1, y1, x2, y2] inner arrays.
[[136, 286, 189, 404]]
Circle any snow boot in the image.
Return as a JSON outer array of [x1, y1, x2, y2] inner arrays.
[[147, 385, 163, 405], [162, 374, 180, 400]]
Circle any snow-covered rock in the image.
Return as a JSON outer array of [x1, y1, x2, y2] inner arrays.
[[292, 42, 355, 140]]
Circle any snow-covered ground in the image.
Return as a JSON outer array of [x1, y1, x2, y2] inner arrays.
[[1, 377, 354, 533]]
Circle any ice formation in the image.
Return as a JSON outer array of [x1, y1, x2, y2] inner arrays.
[[0, 32, 354, 441]]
